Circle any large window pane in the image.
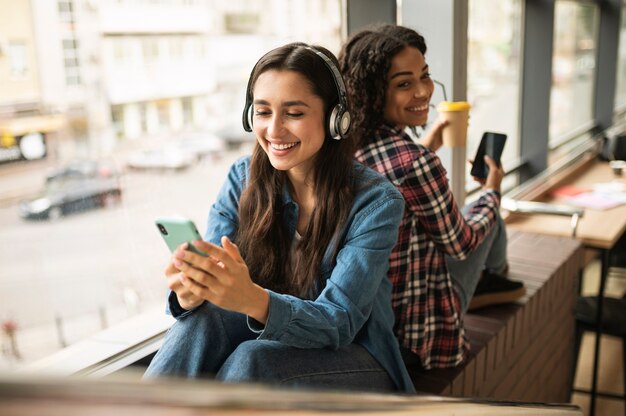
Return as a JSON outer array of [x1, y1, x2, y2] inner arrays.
[[615, 5, 626, 112], [550, 1, 598, 144], [467, 0, 522, 182], [0, 0, 342, 368]]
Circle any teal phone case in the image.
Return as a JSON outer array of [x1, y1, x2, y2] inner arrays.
[[155, 217, 206, 256]]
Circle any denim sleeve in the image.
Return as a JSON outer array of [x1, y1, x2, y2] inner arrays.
[[203, 157, 248, 244], [254, 191, 405, 349]]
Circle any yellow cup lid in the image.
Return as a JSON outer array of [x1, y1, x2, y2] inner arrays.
[[436, 101, 471, 111]]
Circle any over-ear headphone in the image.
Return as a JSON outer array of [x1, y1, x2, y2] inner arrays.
[[241, 45, 351, 141]]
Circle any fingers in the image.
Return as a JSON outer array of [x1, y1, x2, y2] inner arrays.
[[483, 156, 504, 192], [221, 236, 243, 262], [188, 239, 238, 271], [173, 253, 219, 288], [433, 116, 449, 131], [472, 175, 486, 186], [178, 272, 213, 299]]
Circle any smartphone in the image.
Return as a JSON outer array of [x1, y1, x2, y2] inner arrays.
[[155, 217, 207, 256], [470, 132, 507, 179]]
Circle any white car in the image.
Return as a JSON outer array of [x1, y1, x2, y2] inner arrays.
[[176, 132, 227, 160], [126, 146, 196, 171]]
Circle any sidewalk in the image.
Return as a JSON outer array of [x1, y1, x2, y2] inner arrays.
[[0, 158, 54, 207], [0, 301, 162, 372]]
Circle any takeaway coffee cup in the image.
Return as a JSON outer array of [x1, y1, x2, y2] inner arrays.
[[436, 101, 471, 148]]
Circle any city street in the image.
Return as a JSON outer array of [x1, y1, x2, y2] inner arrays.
[[0, 144, 251, 366]]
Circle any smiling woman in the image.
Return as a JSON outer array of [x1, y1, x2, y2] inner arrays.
[[143, 42, 414, 394]]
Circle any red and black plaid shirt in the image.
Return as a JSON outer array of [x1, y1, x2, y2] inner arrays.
[[355, 124, 501, 369]]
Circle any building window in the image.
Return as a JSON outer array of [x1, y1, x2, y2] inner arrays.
[[7, 42, 28, 78], [467, 0, 522, 181], [142, 37, 160, 63], [550, 1, 598, 144], [111, 106, 125, 138], [58, 0, 75, 24], [62, 38, 82, 85], [182, 97, 193, 125]]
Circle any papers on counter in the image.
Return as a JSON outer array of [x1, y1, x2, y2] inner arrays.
[[551, 180, 626, 210]]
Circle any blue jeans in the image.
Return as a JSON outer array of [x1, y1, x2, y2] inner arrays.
[[144, 302, 397, 393], [445, 205, 508, 313]]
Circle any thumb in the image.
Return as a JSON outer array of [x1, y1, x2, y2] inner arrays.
[[483, 155, 498, 169]]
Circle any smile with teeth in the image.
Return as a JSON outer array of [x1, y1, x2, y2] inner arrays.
[[269, 141, 299, 150], [407, 104, 429, 112]]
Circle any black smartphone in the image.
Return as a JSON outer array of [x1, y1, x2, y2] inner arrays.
[[470, 132, 507, 179]]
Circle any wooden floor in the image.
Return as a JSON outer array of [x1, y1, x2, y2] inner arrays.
[[570, 260, 626, 416]]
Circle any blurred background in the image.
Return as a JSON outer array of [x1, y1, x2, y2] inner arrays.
[[0, 0, 624, 371]]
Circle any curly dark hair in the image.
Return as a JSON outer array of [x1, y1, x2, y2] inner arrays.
[[338, 24, 427, 148]]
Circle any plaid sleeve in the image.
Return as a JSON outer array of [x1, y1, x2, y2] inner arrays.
[[399, 148, 500, 260]]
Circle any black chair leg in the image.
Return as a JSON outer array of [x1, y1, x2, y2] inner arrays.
[[622, 335, 626, 416], [571, 322, 584, 400]]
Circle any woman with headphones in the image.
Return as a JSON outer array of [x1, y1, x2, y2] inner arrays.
[[144, 42, 415, 393]]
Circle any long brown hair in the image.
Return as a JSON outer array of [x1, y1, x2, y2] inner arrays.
[[338, 24, 427, 149], [237, 43, 355, 298]]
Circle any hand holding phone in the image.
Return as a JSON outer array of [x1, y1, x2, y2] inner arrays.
[[155, 217, 207, 256], [470, 132, 507, 179], [155, 217, 206, 311]]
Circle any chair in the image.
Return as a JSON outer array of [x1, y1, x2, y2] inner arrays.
[[572, 294, 626, 414]]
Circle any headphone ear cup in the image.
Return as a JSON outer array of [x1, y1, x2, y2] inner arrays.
[[242, 103, 253, 132], [328, 105, 351, 140], [327, 105, 341, 140], [338, 110, 351, 137]]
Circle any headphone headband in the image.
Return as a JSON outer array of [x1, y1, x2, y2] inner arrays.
[[242, 44, 351, 140]]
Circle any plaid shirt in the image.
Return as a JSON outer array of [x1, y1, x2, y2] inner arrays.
[[355, 123, 501, 369]]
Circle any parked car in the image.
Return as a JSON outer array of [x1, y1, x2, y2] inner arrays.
[[214, 123, 256, 149], [19, 160, 122, 221], [44, 159, 117, 184], [176, 132, 226, 160], [126, 145, 196, 171]]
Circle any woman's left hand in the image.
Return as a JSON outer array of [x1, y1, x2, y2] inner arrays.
[[173, 236, 270, 323], [420, 117, 448, 152]]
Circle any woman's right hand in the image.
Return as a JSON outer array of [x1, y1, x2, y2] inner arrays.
[[420, 117, 448, 152], [165, 245, 204, 310]]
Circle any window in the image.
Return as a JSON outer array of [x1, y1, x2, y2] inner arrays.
[[58, 0, 75, 24], [62, 38, 81, 85], [111, 106, 125, 138], [615, 5, 626, 113], [182, 97, 193, 125], [0, 0, 343, 369], [550, 1, 598, 144], [7, 42, 29, 78], [142, 38, 160, 63], [466, 0, 522, 180]]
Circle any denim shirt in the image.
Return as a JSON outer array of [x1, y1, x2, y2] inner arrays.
[[169, 156, 414, 393]]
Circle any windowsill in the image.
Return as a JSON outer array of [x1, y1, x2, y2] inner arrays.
[[19, 305, 174, 377]]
